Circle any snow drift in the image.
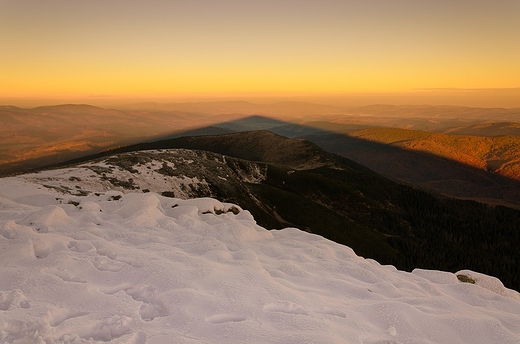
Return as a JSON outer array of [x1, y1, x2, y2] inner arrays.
[[0, 175, 519, 343]]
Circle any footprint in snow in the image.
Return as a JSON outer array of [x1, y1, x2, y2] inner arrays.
[[91, 256, 125, 272], [107, 285, 170, 322], [313, 307, 347, 318], [47, 308, 89, 327], [67, 240, 95, 253], [44, 267, 87, 283], [206, 314, 247, 324], [32, 238, 51, 259], [0, 289, 30, 310], [263, 301, 308, 315]]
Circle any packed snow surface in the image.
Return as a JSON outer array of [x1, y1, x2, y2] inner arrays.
[[1, 174, 520, 343]]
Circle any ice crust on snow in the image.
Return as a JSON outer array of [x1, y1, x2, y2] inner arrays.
[[0, 174, 520, 343]]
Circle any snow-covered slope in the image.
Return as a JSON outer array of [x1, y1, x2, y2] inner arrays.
[[1, 173, 520, 343], [13, 149, 267, 200]]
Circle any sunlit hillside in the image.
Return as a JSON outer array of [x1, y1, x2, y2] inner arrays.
[[347, 128, 520, 180]]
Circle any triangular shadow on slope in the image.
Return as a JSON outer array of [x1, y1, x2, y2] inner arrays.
[[61, 114, 520, 209], [23, 114, 520, 291]]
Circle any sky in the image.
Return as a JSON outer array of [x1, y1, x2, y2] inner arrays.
[[1, 0, 520, 107]]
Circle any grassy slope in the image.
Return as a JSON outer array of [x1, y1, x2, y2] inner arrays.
[[348, 128, 520, 179]]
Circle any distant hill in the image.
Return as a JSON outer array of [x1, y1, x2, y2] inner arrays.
[[3, 102, 520, 175], [348, 128, 520, 177], [120, 100, 343, 118], [346, 104, 520, 121], [444, 122, 520, 136], [305, 128, 520, 208], [51, 130, 520, 291], [0, 101, 344, 175], [0, 104, 240, 175]]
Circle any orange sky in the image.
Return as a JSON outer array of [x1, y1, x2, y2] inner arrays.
[[1, 0, 519, 107]]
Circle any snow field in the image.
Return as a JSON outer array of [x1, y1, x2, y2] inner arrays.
[[0, 177, 519, 343]]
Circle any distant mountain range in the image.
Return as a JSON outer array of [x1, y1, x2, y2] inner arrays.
[[36, 130, 520, 291], [0, 103, 253, 175], [444, 121, 520, 136], [2, 102, 520, 175]]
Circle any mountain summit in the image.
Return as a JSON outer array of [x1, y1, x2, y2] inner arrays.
[[1, 169, 519, 343]]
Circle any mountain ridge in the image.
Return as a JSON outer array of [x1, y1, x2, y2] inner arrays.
[[23, 131, 520, 291]]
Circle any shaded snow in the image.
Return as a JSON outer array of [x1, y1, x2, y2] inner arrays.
[[0, 176, 520, 343], [12, 149, 267, 201]]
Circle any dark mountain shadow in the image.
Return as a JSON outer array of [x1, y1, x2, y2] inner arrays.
[[165, 125, 234, 138], [206, 115, 290, 132], [156, 115, 328, 139], [43, 121, 520, 291], [14, 117, 520, 290], [305, 133, 520, 209], [57, 114, 520, 209]]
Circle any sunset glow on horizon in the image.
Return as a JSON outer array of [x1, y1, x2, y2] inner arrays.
[[1, 0, 519, 107]]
